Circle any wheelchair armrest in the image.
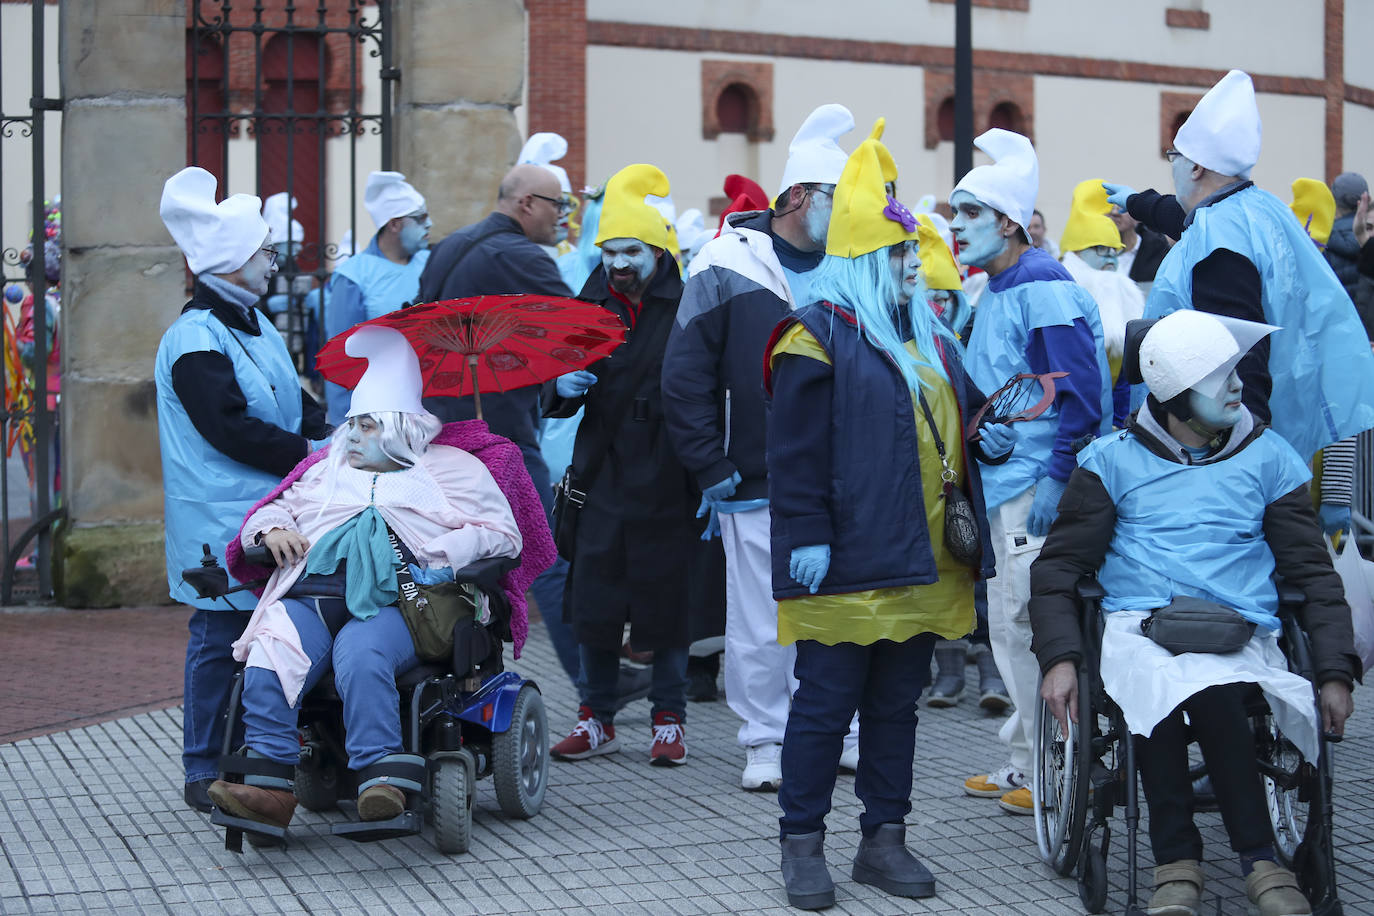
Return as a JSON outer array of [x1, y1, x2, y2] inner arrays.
[[243, 543, 274, 567], [1075, 579, 1106, 602], [182, 565, 230, 600], [1275, 582, 1305, 610], [452, 555, 520, 591]]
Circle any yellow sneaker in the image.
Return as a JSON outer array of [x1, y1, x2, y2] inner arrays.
[[998, 786, 1034, 814], [963, 763, 1026, 798]]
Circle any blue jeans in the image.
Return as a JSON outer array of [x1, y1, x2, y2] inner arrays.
[[240, 599, 419, 770], [183, 608, 251, 783], [530, 553, 584, 700], [581, 643, 688, 724], [779, 634, 937, 839]]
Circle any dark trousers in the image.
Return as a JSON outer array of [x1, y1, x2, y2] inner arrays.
[[1135, 683, 1271, 864], [183, 608, 251, 783], [779, 634, 937, 839], [581, 643, 688, 725]]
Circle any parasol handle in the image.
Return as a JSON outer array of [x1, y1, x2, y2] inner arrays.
[[467, 353, 482, 420]]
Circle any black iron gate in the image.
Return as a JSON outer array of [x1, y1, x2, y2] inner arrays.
[[187, 0, 395, 376], [0, 0, 63, 603]]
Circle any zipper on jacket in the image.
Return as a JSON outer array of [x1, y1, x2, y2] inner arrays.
[[723, 388, 732, 454]]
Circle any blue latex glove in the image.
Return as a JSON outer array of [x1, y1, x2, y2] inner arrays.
[[407, 563, 455, 585], [1027, 476, 1068, 537], [1319, 504, 1352, 537], [789, 544, 831, 594], [696, 498, 722, 540], [1102, 182, 1137, 211], [555, 370, 598, 398], [701, 471, 742, 503], [978, 422, 1017, 460]]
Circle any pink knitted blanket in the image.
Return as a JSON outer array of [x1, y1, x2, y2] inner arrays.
[[225, 420, 556, 657]]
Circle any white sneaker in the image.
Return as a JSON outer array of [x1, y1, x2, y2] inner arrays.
[[741, 742, 783, 791], [964, 762, 1027, 798], [838, 744, 859, 774]]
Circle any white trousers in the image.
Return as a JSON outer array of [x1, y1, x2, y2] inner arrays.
[[721, 507, 857, 751], [985, 486, 1046, 773]]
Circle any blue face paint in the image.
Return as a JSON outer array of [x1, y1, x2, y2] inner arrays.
[[889, 241, 922, 305], [399, 215, 431, 256], [804, 185, 835, 246], [346, 415, 401, 472], [1077, 245, 1120, 271], [949, 190, 1007, 268], [1188, 370, 1244, 432], [600, 238, 658, 297]]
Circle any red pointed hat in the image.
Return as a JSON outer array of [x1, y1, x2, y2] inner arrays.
[[715, 174, 770, 236]]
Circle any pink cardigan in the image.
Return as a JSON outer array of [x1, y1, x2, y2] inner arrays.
[[226, 420, 556, 658]]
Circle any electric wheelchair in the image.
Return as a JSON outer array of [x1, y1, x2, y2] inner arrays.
[[183, 542, 550, 855], [1032, 579, 1343, 915]]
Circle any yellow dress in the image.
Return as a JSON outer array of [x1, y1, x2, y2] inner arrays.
[[770, 324, 976, 646]]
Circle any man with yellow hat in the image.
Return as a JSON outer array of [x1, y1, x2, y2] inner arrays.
[[950, 129, 1111, 816], [764, 119, 1015, 909], [1104, 69, 1374, 542], [1059, 179, 1146, 426], [662, 103, 860, 794], [545, 163, 698, 768]]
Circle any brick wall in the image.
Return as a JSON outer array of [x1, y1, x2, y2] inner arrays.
[[701, 60, 774, 142], [527, 0, 588, 192], [924, 67, 1034, 150]]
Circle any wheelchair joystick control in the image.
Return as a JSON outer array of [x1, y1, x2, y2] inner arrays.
[[199, 544, 220, 568]]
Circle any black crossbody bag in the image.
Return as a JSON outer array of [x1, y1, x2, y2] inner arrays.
[[915, 388, 982, 567]]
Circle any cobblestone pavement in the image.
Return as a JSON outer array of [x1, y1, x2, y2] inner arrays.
[[1, 617, 1371, 915]]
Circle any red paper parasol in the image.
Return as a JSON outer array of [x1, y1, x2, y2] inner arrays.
[[315, 294, 626, 419]]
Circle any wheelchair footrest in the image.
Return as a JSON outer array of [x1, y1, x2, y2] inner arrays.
[[332, 810, 422, 843], [211, 808, 288, 853]]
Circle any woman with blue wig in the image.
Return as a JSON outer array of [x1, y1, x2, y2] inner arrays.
[[763, 120, 1016, 909]]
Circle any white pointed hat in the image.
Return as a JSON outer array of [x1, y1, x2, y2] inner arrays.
[[364, 171, 426, 230], [777, 103, 856, 197], [519, 131, 572, 194], [262, 192, 305, 246], [675, 208, 712, 254], [345, 325, 425, 418], [160, 167, 268, 275], [1173, 70, 1262, 179], [950, 128, 1039, 232], [1140, 310, 1279, 401]]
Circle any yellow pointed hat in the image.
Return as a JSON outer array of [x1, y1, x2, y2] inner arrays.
[[594, 163, 671, 249], [916, 214, 961, 291], [1290, 177, 1335, 246], [1059, 179, 1123, 253], [825, 118, 919, 258]]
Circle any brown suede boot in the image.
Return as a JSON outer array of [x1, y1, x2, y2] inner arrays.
[[356, 783, 406, 821], [206, 780, 297, 829], [1245, 861, 1312, 916], [1146, 859, 1203, 915]]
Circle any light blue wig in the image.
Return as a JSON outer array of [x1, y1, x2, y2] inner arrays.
[[558, 192, 604, 293], [806, 248, 960, 392]]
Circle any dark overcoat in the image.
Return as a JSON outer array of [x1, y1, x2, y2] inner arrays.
[[543, 256, 702, 651]]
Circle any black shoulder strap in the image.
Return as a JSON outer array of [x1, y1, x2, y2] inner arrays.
[[417, 224, 512, 303], [572, 306, 672, 490]]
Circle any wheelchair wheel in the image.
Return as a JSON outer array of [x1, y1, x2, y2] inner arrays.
[[431, 757, 472, 854], [1256, 712, 1308, 867], [293, 763, 339, 813], [1077, 840, 1108, 914], [492, 685, 548, 819], [1032, 667, 1091, 876]]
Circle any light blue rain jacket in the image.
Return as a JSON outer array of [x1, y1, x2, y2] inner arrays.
[[1079, 427, 1312, 632], [1146, 185, 1374, 460], [965, 278, 1112, 510], [155, 311, 303, 609]]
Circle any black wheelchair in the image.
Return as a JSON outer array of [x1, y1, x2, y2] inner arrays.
[[183, 543, 550, 855], [1032, 580, 1343, 915]]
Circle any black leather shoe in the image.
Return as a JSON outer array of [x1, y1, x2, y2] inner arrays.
[[184, 778, 214, 813]]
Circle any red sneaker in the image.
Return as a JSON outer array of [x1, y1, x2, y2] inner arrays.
[[551, 705, 620, 761], [649, 711, 688, 766]]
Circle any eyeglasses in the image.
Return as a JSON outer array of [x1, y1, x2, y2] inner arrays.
[[1164, 148, 1183, 163], [530, 193, 574, 215], [1087, 245, 1119, 258], [259, 247, 279, 266], [803, 184, 835, 200], [404, 211, 430, 224]]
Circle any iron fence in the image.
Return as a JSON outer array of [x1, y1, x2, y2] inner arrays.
[[0, 0, 62, 603], [188, 0, 395, 377]]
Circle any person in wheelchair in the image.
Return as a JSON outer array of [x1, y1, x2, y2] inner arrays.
[[207, 325, 523, 833], [1030, 310, 1359, 916]]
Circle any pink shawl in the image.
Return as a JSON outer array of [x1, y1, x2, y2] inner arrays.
[[225, 420, 556, 657]]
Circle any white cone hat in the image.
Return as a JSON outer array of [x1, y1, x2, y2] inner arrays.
[[1174, 70, 1262, 180], [777, 103, 856, 197], [345, 325, 425, 418]]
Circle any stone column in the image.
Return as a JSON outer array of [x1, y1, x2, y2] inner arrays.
[[394, 0, 526, 233], [58, 1, 188, 606]]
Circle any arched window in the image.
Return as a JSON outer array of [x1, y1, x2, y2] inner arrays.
[[988, 101, 1025, 134], [936, 97, 956, 142], [716, 83, 756, 135]]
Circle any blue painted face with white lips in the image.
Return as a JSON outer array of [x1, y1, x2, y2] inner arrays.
[[949, 190, 1008, 269], [1188, 369, 1244, 432]]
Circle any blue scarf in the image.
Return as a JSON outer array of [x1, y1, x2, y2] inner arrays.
[[304, 505, 397, 620]]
